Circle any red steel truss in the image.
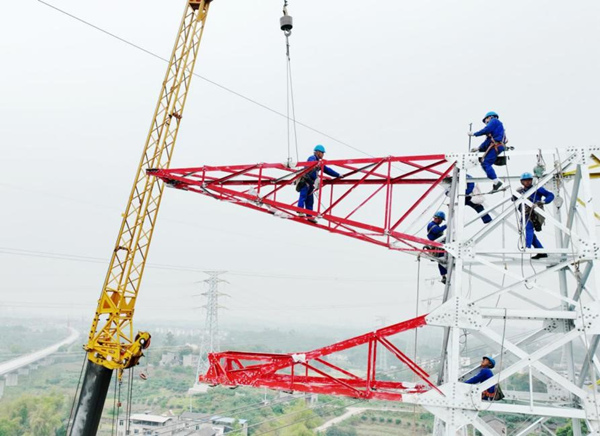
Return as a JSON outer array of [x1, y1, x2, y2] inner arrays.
[[148, 154, 454, 252], [199, 315, 440, 400]]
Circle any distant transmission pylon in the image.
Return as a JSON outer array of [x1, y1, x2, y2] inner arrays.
[[192, 271, 228, 392]]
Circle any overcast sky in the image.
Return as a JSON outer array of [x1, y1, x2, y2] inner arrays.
[[1, 0, 599, 333]]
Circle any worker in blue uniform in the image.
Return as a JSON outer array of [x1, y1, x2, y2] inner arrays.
[[513, 172, 555, 259], [468, 111, 506, 192], [297, 145, 340, 219], [465, 176, 492, 224], [426, 211, 448, 284], [444, 175, 492, 224], [465, 356, 497, 400]]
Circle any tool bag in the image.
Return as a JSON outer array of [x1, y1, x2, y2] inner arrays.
[[482, 384, 505, 401], [295, 175, 309, 192], [469, 184, 485, 205]]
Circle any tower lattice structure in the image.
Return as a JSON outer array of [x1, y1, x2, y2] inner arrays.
[[194, 271, 228, 387], [153, 147, 600, 435]]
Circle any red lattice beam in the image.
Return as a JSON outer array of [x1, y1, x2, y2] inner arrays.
[[148, 154, 453, 252], [199, 315, 438, 400]]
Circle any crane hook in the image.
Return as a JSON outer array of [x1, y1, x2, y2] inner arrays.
[[280, 0, 293, 36]]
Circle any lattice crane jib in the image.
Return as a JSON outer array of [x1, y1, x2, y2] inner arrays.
[[70, 1, 212, 434], [86, 0, 212, 373]]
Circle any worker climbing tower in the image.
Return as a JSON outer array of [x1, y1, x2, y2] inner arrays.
[[150, 146, 600, 435]]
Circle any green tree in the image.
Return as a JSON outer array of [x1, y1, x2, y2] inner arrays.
[[557, 420, 588, 436], [0, 419, 20, 436]]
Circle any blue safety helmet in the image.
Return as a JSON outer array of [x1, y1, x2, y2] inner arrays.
[[314, 144, 326, 153], [483, 356, 496, 368], [520, 172, 534, 181], [434, 211, 446, 221], [482, 111, 499, 123]]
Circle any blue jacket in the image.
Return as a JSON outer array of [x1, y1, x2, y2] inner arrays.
[[306, 154, 340, 183], [514, 186, 555, 205], [427, 222, 446, 241], [465, 367, 496, 394], [474, 118, 505, 151]]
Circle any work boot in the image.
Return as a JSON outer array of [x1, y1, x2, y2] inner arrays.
[[492, 180, 503, 192], [297, 212, 306, 217], [532, 253, 548, 259], [307, 217, 318, 224], [441, 275, 447, 285]]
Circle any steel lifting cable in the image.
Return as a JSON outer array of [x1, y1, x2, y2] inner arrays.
[[280, 1, 299, 166], [111, 374, 119, 436], [66, 354, 88, 434], [502, 154, 536, 289]]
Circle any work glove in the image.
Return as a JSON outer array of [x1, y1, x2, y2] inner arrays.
[[467, 131, 474, 137], [470, 147, 480, 153]]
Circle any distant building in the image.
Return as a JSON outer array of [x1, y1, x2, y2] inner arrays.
[[117, 413, 221, 436], [180, 412, 248, 436], [117, 413, 173, 436], [160, 352, 181, 367], [482, 416, 507, 435]]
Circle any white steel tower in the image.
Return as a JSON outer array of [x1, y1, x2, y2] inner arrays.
[[192, 271, 228, 390], [424, 147, 600, 435]]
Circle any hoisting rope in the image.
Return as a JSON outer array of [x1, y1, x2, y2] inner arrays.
[[111, 375, 119, 436], [280, 0, 299, 166], [67, 355, 88, 434], [502, 153, 537, 288]]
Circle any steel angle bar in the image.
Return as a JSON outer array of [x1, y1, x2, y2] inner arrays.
[[469, 417, 501, 436], [321, 160, 386, 216], [514, 417, 546, 436], [570, 262, 593, 304], [482, 403, 586, 419], [468, 155, 575, 245], [480, 308, 576, 320], [577, 335, 600, 388], [463, 268, 548, 310], [389, 164, 454, 232], [478, 326, 588, 399], [565, 166, 583, 238], [471, 255, 578, 306]]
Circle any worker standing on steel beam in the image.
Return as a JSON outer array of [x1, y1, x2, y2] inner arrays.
[[297, 145, 340, 221], [468, 111, 507, 192], [513, 172, 555, 259], [426, 211, 448, 284], [465, 356, 500, 400]]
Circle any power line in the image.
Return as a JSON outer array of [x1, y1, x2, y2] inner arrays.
[[36, 0, 372, 158], [0, 246, 405, 283]]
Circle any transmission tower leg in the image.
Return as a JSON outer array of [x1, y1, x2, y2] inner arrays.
[[69, 363, 113, 435]]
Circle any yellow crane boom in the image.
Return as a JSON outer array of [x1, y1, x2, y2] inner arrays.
[[70, 1, 212, 434]]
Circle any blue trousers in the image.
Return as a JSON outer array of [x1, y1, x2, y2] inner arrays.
[[438, 262, 447, 276], [466, 198, 492, 223], [298, 185, 314, 211], [525, 220, 543, 248], [481, 145, 505, 180]]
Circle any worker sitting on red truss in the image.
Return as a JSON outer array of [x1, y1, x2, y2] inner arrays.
[[296, 144, 340, 221], [426, 211, 448, 284]]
